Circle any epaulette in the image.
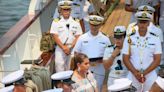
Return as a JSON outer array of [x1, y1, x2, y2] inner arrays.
[[102, 32, 107, 36], [128, 32, 135, 36], [149, 32, 157, 37], [73, 18, 80, 22], [131, 23, 137, 33], [53, 17, 60, 22], [107, 45, 114, 48]]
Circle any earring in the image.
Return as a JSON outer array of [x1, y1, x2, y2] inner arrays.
[[78, 67, 81, 73]]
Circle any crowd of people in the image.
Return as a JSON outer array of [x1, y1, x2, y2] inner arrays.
[[1, 0, 164, 92]]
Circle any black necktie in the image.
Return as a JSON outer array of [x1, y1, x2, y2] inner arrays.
[[66, 24, 69, 29]]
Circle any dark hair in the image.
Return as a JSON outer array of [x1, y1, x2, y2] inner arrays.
[[70, 53, 88, 70]]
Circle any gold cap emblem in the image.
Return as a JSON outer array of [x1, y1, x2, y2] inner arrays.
[[141, 13, 147, 18], [93, 17, 97, 21], [64, 2, 69, 6], [143, 6, 148, 11]]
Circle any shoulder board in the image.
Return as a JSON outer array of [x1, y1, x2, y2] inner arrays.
[[102, 32, 107, 36], [131, 23, 137, 33], [53, 17, 60, 22], [107, 45, 114, 48], [132, 23, 137, 27], [73, 18, 80, 22], [128, 32, 135, 36], [149, 32, 157, 37]]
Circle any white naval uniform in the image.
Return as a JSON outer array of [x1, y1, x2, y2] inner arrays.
[[122, 30, 162, 91], [53, 0, 95, 32], [71, 0, 95, 32], [73, 31, 111, 92], [104, 46, 128, 87], [50, 16, 82, 72], [125, 0, 159, 23], [127, 22, 164, 43]]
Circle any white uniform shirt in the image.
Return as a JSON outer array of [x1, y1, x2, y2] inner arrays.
[[127, 22, 163, 42], [125, 0, 159, 23], [104, 45, 128, 76], [122, 31, 162, 70], [73, 31, 111, 58], [50, 16, 82, 45]]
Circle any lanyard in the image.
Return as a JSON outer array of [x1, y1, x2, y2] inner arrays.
[[137, 37, 148, 72]]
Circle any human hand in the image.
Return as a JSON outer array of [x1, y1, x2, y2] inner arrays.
[[62, 45, 70, 55], [134, 71, 146, 83], [111, 47, 121, 58]]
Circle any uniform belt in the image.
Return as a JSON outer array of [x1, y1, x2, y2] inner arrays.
[[65, 43, 72, 45], [89, 57, 103, 66], [89, 57, 103, 62]]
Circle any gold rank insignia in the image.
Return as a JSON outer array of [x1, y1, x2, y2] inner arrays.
[[53, 18, 59, 22], [93, 17, 97, 21], [128, 37, 132, 44], [64, 2, 69, 6], [116, 28, 121, 32], [75, 18, 79, 22], [142, 13, 147, 18], [143, 6, 148, 11]]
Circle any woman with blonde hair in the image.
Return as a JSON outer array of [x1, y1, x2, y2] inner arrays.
[[70, 53, 98, 92]]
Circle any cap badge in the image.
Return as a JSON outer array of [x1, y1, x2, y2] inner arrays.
[[141, 13, 147, 18], [116, 28, 121, 33], [93, 17, 97, 21], [143, 6, 148, 11], [64, 2, 69, 6]]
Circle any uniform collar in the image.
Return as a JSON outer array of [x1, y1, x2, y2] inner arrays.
[[60, 16, 73, 22], [88, 31, 102, 38], [136, 29, 150, 38]]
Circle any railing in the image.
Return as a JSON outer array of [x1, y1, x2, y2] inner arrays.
[[0, 0, 57, 85]]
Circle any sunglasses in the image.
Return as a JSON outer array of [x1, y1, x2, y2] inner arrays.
[[63, 9, 71, 11]]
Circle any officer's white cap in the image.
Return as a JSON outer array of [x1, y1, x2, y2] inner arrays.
[[58, 1, 72, 9], [1, 70, 24, 85], [137, 5, 155, 14], [42, 88, 63, 92], [135, 11, 153, 21], [51, 70, 74, 84], [89, 15, 104, 25], [155, 76, 164, 90], [0, 85, 14, 92], [114, 26, 126, 37], [108, 78, 132, 91]]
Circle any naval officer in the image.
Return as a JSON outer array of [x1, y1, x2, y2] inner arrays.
[[73, 15, 111, 92], [126, 5, 163, 43], [103, 26, 129, 86], [51, 70, 75, 92], [50, 0, 83, 72], [1, 70, 38, 92], [122, 11, 162, 91]]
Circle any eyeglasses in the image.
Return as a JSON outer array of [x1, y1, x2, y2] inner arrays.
[[63, 9, 71, 11]]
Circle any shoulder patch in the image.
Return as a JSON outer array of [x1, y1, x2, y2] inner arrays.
[[149, 32, 157, 37]]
